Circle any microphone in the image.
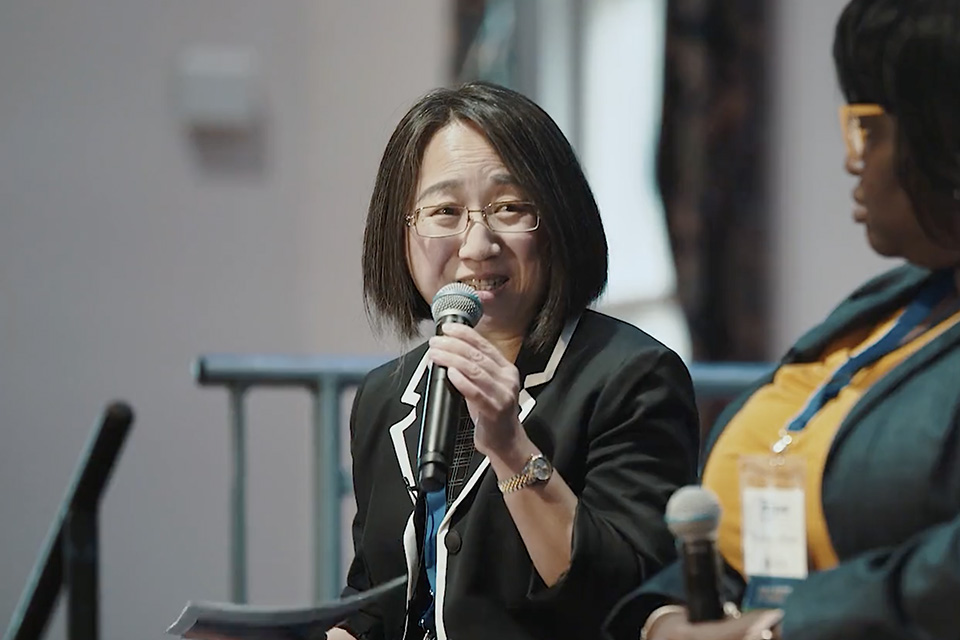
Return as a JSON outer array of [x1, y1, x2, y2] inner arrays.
[[417, 282, 483, 493], [665, 486, 725, 622]]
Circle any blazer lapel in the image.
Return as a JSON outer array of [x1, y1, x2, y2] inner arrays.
[[826, 317, 960, 466], [786, 266, 929, 363], [388, 350, 431, 504]]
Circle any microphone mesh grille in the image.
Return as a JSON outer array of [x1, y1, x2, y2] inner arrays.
[[431, 283, 483, 326], [665, 485, 722, 542]]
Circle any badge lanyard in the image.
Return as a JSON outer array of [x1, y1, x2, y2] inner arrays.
[[420, 487, 446, 632], [741, 271, 954, 610], [772, 270, 954, 453]]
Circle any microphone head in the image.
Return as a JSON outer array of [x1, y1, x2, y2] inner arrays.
[[431, 282, 483, 327], [665, 485, 722, 543]]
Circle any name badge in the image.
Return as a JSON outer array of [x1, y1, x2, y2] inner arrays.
[[739, 455, 807, 609]]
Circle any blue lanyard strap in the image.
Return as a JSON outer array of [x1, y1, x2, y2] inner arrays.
[[782, 270, 954, 437], [419, 487, 446, 632]]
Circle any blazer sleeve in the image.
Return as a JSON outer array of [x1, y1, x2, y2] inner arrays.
[[780, 393, 960, 640], [781, 512, 960, 640], [526, 347, 701, 638], [337, 376, 386, 640]]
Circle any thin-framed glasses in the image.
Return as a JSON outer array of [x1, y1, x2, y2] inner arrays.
[[405, 201, 540, 238], [839, 103, 885, 164]]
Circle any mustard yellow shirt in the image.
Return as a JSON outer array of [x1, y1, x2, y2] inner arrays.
[[702, 306, 960, 575]]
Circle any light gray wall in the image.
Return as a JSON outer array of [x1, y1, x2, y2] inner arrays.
[[769, 0, 894, 354], [0, 1, 447, 638]]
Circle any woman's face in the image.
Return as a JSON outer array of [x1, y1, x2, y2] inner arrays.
[[847, 114, 959, 267], [406, 121, 547, 340]]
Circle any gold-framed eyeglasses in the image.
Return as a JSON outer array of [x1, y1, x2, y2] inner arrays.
[[839, 103, 885, 163], [405, 201, 540, 238]]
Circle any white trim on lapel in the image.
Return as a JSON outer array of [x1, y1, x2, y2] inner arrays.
[[433, 313, 581, 640], [400, 510, 419, 640], [390, 354, 431, 640], [389, 351, 431, 504], [518, 315, 580, 420]]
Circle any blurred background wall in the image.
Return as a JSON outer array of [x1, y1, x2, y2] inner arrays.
[[0, 0, 894, 638], [769, 0, 889, 352], [0, 1, 447, 638]]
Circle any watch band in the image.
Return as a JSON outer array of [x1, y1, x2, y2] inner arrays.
[[497, 453, 552, 494], [497, 469, 533, 494]]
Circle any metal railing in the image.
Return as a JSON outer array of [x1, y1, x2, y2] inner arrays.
[[3, 402, 134, 640], [194, 355, 772, 603]]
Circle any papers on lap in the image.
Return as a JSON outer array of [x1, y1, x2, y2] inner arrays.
[[166, 576, 406, 640]]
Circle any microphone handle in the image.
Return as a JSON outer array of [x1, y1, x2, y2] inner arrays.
[[418, 364, 457, 493], [417, 314, 472, 493], [682, 539, 725, 622]]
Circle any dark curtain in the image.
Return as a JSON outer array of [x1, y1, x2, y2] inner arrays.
[[658, 0, 772, 363], [451, 0, 517, 87], [450, 0, 771, 432], [452, 0, 489, 80], [454, 0, 771, 364]]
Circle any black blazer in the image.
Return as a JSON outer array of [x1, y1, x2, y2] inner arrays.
[[340, 310, 700, 640], [610, 265, 960, 640]]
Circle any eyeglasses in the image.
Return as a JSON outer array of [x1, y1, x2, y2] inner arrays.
[[405, 201, 540, 238], [839, 103, 885, 164]]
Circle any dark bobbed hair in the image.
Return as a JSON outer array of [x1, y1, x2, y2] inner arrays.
[[362, 81, 608, 351], [834, 0, 960, 245]]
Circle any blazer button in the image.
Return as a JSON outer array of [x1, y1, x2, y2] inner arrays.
[[444, 530, 462, 554]]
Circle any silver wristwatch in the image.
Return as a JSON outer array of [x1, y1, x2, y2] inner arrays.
[[497, 453, 553, 494]]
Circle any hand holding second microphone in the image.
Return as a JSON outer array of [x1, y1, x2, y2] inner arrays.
[[646, 486, 785, 640], [665, 486, 725, 622], [641, 608, 782, 640]]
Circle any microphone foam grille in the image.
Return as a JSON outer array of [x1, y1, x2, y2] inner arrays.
[[665, 485, 722, 541], [431, 282, 483, 326]]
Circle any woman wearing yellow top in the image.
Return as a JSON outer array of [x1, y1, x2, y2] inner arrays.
[[606, 0, 960, 639]]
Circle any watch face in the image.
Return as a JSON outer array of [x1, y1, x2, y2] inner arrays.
[[530, 456, 552, 482]]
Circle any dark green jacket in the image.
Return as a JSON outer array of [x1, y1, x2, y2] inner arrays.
[[608, 264, 960, 640]]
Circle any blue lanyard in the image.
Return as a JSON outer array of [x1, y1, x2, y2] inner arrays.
[[419, 487, 446, 632], [778, 270, 954, 446]]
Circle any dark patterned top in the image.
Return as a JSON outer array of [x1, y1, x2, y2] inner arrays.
[[446, 400, 477, 506]]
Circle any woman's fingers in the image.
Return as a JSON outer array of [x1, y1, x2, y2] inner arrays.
[[428, 327, 521, 430], [437, 322, 512, 366], [429, 347, 514, 410], [429, 344, 491, 384], [428, 333, 519, 394], [444, 365, 488, 405]]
